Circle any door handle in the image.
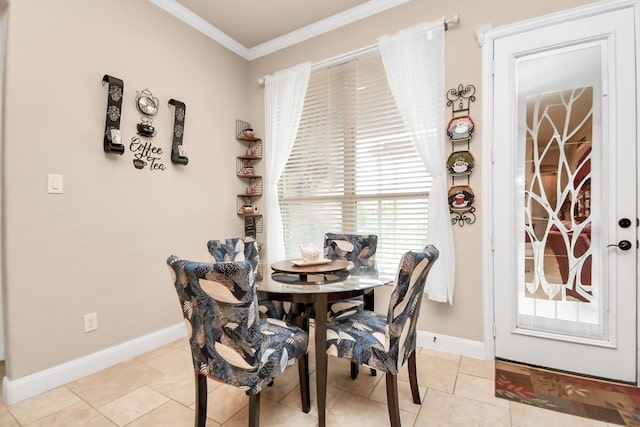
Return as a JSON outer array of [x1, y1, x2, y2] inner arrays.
[[607, 240, 633, 250]]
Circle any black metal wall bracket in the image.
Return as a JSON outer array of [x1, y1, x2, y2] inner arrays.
[[168, 98, 188, 165], [101, 75, 125, 154]]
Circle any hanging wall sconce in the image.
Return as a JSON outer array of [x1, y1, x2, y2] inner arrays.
[[101, 74, 125, 154], [168, 98, 188, 165]]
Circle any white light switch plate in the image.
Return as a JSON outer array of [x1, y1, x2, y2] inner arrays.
[[48, 174, 63, 194]]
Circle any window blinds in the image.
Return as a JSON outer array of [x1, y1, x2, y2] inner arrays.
[[278, 53, 432, 280]]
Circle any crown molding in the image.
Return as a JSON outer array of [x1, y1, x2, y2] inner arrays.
[[149, 0, 251, 59], [149, 0, 411, 61], [247, 0, 412, 60]]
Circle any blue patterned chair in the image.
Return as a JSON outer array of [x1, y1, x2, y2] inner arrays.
[[167, 256, 310, 427], [323, 233, 379, 379], [323, 233, 378, 321], [326, 246, 439, 427], [207, 237, 285, 320]]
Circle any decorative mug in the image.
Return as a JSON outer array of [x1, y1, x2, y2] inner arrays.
[[452, 161, 468, 173], [137, 123, 155, 137]]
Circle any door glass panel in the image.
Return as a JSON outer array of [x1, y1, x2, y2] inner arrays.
[[516, 44, 606, 341]]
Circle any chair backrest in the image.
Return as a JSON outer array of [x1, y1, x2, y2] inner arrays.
[[324, 233, 378, 275], [207, 237, 261, 280], [167, 256, 265, 391], [386, 245, 439, 368]]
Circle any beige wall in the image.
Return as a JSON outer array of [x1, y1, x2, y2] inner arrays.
[[2, 0, 600, 383], [3, 0, 248, 379], [248, 0, 598, 341]]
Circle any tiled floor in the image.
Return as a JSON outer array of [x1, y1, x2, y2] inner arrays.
[[0, 334, 618, 426]]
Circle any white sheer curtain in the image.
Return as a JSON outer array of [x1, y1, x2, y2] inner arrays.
[[263, 63, 311, 268], [378, 19, 455, 304]]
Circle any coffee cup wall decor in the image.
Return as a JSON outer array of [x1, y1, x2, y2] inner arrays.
[[447, 151, 475, 175], [447, 115, 474, 141]]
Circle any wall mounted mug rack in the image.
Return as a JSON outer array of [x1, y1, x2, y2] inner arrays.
[[101, 74, 125, 154], [168, 98, 188, 165]]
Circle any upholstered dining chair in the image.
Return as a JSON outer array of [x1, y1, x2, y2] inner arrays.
[[323, 233, 378, 321], [323, 233, 379, 379], [207, 237, 285, 320], [167, 256, 310, 427], [325, 246, 439, 427]]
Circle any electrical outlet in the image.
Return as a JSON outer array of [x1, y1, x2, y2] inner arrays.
[[84, 312, 98, 332]]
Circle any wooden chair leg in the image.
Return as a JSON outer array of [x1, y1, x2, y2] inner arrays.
[[408, 350, 421, 404], [385, 373, 401, 427], [298, 354, 311, 413], [350, 363, 376, 379], [248, 392, 260, 427], [350, 362, 360, 379], [195, 373, 207, 427]]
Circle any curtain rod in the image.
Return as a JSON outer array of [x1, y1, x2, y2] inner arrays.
[[258, 14, 459, 86]]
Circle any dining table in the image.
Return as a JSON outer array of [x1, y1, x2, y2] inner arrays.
[[257, 267, 389, 427], [270, 258, 351, 282]]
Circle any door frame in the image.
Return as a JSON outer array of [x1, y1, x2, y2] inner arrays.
[[481, 0, 640, 383]]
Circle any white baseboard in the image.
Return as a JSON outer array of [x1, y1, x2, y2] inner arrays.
[[2, 323, 187, 405], [2, 324, 485, 404], [416, 330, 487, 360]]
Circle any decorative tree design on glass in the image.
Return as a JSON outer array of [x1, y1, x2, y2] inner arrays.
[[524, 87, 593, 302]]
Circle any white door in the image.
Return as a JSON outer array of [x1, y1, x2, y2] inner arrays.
[[491, 2, 638, 382]]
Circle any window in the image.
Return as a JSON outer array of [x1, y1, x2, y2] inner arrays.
[[278, 53, 431, 280]]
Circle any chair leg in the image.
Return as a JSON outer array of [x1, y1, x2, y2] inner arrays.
[[298, 354, 311, 413], [248, 392, 260, 427], [385, 373, 401, 427], [408, 350, 421, 404], [350, 362, 360, 379], [350, 362, 375, 379], [195, 373, 207, 427]]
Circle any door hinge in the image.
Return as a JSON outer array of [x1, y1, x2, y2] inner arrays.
[[491, 60, 495, 75], [491, 148, 495, 164], [492, 323, 496, 338], [491, 236, 496, 251]]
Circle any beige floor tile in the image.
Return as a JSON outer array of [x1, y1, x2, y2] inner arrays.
[[67, 359, 164, 407], [326, 391, 416, 427], [280, 378, 346, 417], [133, 339, 188, 365], [509, 401, 609, 427], [454, 372, 509, 408], [141, 347, 193, 377], [398, 352, 459, 394], [222, 397, 317, 427], [8, 386, 81, 425], [98, 385, 169, 426], [369, 376, 426, 414], [459, 356, 495, 380], [193, 383, 249, 425], [147, 365, 198, 406], [325, 355, 383, 397], [3, 344, 617, 427], [127, 400, 205, 427], [419, 347, 462, 362], [0, 403, 20, 427], [25, 401, 115, 427], [415, 388, 511, 426]]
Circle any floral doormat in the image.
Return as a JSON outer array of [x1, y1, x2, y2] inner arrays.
[[495, 359, 640, 426]]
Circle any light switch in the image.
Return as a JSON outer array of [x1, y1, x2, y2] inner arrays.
[[48, 174, 63, 194]]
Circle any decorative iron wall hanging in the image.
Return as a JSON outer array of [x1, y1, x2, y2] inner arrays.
[[101, 74, 125, 154], [446, 84, 477, 227], [168, 98, 188, 165]]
